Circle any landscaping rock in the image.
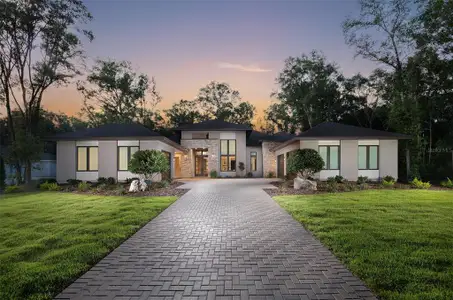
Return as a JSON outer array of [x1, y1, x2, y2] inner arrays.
[[129, 180, 139, 192], [139, 179, 147, 191], [294, 177, 317, 191]]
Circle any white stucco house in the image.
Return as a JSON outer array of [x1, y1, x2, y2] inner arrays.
[[50, 120, 410, 183]]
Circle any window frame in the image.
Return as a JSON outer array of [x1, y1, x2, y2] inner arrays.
[[76, 146, 99, 172], [117, 146, 140, 171], [358, 145, 379, 170], [250, 151, 257, 172], [318, 145, 340, 170], [220, 139, 236, 172]]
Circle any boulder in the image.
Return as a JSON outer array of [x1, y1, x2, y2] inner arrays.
[[294, 177, 317, 191], [129, 180, 139, 192], [139, 179, 147, 191]]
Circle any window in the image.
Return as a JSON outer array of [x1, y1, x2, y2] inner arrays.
[[77, 146, 98, 171], [220, 139, 236, 171], [250, 151, 257, 171], [118, 146, 139, 171], [318, 146, 339, 170], [358, 145, 379, 170]]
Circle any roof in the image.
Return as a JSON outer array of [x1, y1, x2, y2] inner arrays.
[[273, 122, 411, 151], [50, 123, 162, 140], [175, 119, 252, 131], [247, 131, 295, 146]]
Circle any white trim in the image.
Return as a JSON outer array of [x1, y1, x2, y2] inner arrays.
[[219, 132, 236, 140], [76, 141, 98, 147], [318, 140, 340, 145], [118, 140, 140, 146], [358, 140, 380, 145]]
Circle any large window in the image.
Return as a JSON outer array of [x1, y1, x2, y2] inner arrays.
[[77, 146, 98, 171], [220, 139, 236, 171], [318, 146, 339, 170], [250, 151, 257, 171], [118, 146, 139, 171], [358, 145, 379, 170]]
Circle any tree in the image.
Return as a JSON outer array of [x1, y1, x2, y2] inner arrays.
[[264, 102, 301, 134], [164, 99, 203, 128], [79, 59, 161, 127], [0, 0, 93, 183], [273, 51, 345, 129], [286, 149, 324, 179], [229, 102, 256, 128], [0, 155, 5, 189], [128, 150, 169, 182], [196, 81, 240, 120]]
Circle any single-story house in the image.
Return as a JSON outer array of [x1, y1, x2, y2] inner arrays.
[[50, 120, 410, 183]]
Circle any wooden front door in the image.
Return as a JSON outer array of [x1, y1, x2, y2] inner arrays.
[[277, 154, 284, 178], [194, 149, 208, 177]]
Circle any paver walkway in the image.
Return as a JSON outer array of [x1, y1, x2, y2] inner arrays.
[[56, 179, 376, 300]]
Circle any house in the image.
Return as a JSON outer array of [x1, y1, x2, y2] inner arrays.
[[50, 120, 409, 183]]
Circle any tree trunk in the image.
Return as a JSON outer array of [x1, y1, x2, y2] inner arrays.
[[24, 160, 32, 184], [15, 162, 22, 185]]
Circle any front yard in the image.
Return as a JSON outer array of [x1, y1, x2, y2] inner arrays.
[[0, 192, 177, 300], [275, 190, 453, 299]]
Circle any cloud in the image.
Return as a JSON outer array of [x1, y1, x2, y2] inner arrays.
[[217, 62, 271, 73]]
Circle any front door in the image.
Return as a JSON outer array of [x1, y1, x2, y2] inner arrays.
[[194, 149, 208, 176], [277, 154, 284, 178]]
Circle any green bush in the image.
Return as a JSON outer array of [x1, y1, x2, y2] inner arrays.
[[326, 177, 336, 183], [95, 183, 109, 192], [112, 185, 127, 195], [36, 178, 57, 188], [334, 175, 345, 183], [382, 179, 395, 188], [5, 185, 21, 193], [157, 180, 170, 188], [440, 178, 453, 188], [210, 170, 218, 178], [77, 182, 90, 192], [97, 177, 107, 184], [266, 171, 275, 178], [357, 176, 368, 184], [107, 177, 116, 185], [246, 172, 253, 178], [286, 149, 324, 178], [67, 179, 82, 186], [410, 177, 431, 189], [129, 150, 169, 181], [39, 181, 60, 191], [382, 175, 396, 182], [326, 182, 338, 193], [359, 183, 369, 190], [343, 182, 357, 191]]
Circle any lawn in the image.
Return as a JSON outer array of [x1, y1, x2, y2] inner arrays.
[[274, 190, 453, 300], [0, 192, 177, 300]]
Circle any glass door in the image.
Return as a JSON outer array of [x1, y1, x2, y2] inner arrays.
[[194, 149, 208, 176]]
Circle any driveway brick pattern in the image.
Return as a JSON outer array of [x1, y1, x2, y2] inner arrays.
[[56, 179, 376, 300]]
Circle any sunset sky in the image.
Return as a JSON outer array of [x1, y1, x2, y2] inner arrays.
[[43, 0, 378, 121]]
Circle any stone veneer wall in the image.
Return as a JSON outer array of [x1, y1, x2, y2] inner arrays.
[[180, 139, 220, 177], [262, 141, 281, 177]]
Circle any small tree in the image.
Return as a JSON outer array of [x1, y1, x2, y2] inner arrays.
[[128, 150, 169, 181], [286, 149, 324, 179]]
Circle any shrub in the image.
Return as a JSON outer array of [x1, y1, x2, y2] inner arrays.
[[210, 170, 218, 178], [266, 171, 275, 178], [107, 177, 116, 185], [410, 178, 431, 189], [359, 183, 369, 190], [36, 178, 57, 188], [238, 162, 245, 175], [39, 181, 60, 191], [129, 150, 169, 181], [95, 183, 109, 193], [5, 185, 21, 193], [343, 182, 357, 191], [67, 179, 82, 185], [334, 175, 345, 183], [382, 175, 396, 182], [246, 172, 253, 178], [126, 177, 140, 184], [97, 177, 107, 184], [440, 178, 453, 188], [287, 149, 324, 179], [357, 176, 368, 184], [112, 185, 127, 195], [382, 179, 395, 188], [326, 177, 336, 183], [77, 181, 90, 192], [326, 182, 338, 193]]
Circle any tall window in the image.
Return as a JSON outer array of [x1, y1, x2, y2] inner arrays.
[[118, 146, 139, 171], [250, 151, 257, 171], [220, 140, 236, 171], [358, 145, 379, 170], [318, 146, 339, 170], [77, 146, 98, 171]]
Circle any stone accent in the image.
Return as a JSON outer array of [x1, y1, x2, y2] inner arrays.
[[180, 139, 220, 177], [262, 141, 280, 177]]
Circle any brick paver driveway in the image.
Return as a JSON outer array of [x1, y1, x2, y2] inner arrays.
[[57, 179, 376, 300]]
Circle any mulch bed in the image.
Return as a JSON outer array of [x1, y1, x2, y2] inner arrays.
[[264, 180, 449, 196], [63, 181, 189, 197]]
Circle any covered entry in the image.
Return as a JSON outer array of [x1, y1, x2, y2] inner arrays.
[[194, 149, 208, 176]]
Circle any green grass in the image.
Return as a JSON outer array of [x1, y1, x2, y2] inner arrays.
[[274, 190, 453, 300], [0, 192, 177, 300]]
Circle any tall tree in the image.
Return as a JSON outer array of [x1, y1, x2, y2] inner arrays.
[[0, 0, 93, 183], [264, 102, 301, 134], [79, 59, 161, 127], [164, 99, 203, 128]]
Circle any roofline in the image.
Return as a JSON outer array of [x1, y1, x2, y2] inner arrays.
[[174, 128, 251, 131], [273, 135, 411, 151]]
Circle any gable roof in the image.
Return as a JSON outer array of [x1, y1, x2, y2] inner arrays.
[[247, 130, 295, 146], [175, 119, 252, 131], [273, 122, 410, 151]]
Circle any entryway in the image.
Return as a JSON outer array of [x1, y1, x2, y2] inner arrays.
[[194, 149, 208, 177]]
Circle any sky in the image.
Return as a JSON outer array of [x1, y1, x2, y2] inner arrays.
[[43, 0, 379, 121]]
